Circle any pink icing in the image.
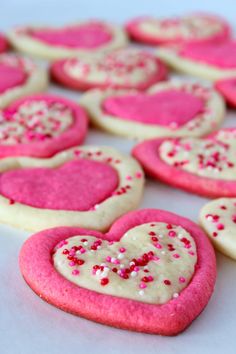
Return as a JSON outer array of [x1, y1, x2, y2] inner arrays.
[[30, 23, 112, 49], [0, 64, 27, 94], [102, 90, 204, 126], [180, 41, 236, 68], [0, 159, 118, 210]]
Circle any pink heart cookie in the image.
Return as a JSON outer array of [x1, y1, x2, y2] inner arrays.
[[0, 146, 144, 231], [126, 13, 230, 46], [0, 34, 8, 53], [215, 78, 236, 108], [50, 48, 167, 91], [158, 41, 236, 81], [19, 209, 216, 335], [80, 79, 225, 139], [8, 21, 128, 60], [133, 128, 236, 198], [0, 53, 48, 108], [0, 94, 88, 158]]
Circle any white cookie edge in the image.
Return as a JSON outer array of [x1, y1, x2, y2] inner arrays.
[[7, 23, 128, 61], [80, 80, 225, 139], [157, 47, 236, 81], [0, 145, 144, 232]]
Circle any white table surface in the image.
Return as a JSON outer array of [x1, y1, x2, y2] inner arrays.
[[1, 1, 236, 354]]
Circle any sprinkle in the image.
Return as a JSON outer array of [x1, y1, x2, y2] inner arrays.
[[164, 279, 171, 286], [72, 269, 80, 276], [100, 278, 109, 286]]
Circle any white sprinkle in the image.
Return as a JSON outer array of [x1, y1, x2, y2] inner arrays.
[[129, 261, 135, 266], [139, 290, 144, 296], [161, 251, 166, 255], [118, 253, 124, 260], [111, 257, 116, 263], [173, 293, 179, 298], [131, 271, 137, 277], [83, 241, 88, 246]]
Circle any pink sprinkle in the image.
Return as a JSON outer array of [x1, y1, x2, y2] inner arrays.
[[134, 266, 140, 272], [179, 276, 186, 283], [72, 269, 80, 276], [217, 223, 225, 230], [173, 253, 180, 259], [139, 282, 147, 289], [69, 261, 76, 267], [126, 175, 132, 181], [106, 256, 111, 262], [188, 251, 195, 256], [80, 248, 86, 254], [135, 172, 142, 179], [168, 230, 177, 237], [119, 247, 126, 253], [154, 243, 162, 249]]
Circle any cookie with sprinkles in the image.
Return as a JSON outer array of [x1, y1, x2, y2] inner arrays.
[[157, 40, 236, 81], [126, 13, 230, 46], [80, 79, 225, 139], [133, 128, 236, 198], [19, 209, 216, 335], [0, 146, 143, 231], [50, 48, 167, 91], [200, 198, 236, 260], [0, 34, 8, 53], [215, 78, 236, 108], [0, 53, 48, 109], [0, 94, 88, 158], [7, 20, 128, 60]]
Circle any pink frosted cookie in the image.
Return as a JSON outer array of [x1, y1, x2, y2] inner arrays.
[[19, 209, 216, 335], [0, 146, 144, 231], [133, 128, 236, 198], [0, 34, 8, 53], [158, 40, 236, 81], [0, 94, 88, 158], [50, 48, 167, 91], [126, 13, 230, 46], [214, 78, 236, 108], [80, 79, 225, 139], [0, 53, 48, 108], [200, 198, 236, 260], [7, 21, 128, 60]]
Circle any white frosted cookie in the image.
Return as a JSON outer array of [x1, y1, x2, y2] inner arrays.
[[200, 198, 236, 260], [0, 145, 144, 231], [0, 53, 48, 108], [50, 48, 167, 91], [126, 13, 230, 45], [157, 41, 236, 81], [80, 79, 225, 139], [7, 21, 128, 60]]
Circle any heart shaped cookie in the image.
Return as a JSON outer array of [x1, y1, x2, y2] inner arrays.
[[215, 78, 236, 108], [0, 53, 48, 108], [80, 79, 225, 139], [0, 145, 143, 231], [50, 48, 167, 91], [0, 94, 88, 158], [200, 198, 236, 260], [19, 209, 216, 335], [8, 21, 128, 60], [126, 13, 230, 45], [0, 34, 8, 53], [133, 128, 236, 198], [158, 41, 236, 81]]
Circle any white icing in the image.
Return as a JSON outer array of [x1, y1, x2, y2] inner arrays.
[[0, 100, 73, 145], [200, 198, 236, 260], [139, 15, 224, 40], [159, 130, 236, 179], [64, 49, 159, 86], [53, 222, 197, 304]]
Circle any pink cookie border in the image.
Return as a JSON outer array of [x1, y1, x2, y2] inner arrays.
[[132, 128, 236, 198], [125, 14, 231, 46], [0, 94, 88, 158], [19, 209, 216, 335], [215, 78, 236, 108], [50, 57, 168, 91], [0, 34, 8, 53]]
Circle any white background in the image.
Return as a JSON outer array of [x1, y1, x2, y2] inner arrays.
[[1, 1, 236, 354]]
